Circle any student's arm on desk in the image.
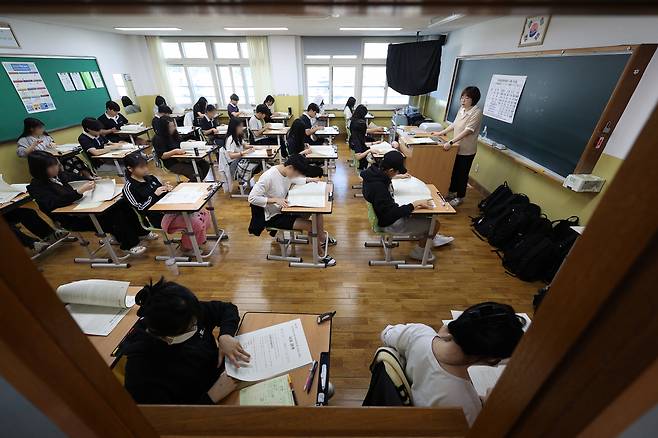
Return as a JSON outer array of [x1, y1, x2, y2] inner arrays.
[[28, 180, 85, 213], [161, 148, 185, 159]]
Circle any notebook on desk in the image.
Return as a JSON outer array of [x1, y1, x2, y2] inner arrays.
[[287, 182, 327, 208], [391, 177, 433, 206]]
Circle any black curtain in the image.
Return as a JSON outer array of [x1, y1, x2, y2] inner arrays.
[[386, 40, 442, 96]]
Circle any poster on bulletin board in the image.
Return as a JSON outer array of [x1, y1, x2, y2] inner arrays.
[[91, 71, 104, 88], [69, 72, 85, 91], [2, 61, 56, 113]]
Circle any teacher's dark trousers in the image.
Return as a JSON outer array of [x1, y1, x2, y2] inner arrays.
[[449, 154, 476, 198]]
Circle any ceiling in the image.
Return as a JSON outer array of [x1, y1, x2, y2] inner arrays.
[[13, 13, 494, 36]]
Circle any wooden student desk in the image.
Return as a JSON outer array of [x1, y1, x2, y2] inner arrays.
[[398, 133, 459, 195], [306, 146, 339, 182], [52, 144, 82, 159], [263, 126, 290, 150], [270, 112, 291, 126], [397, 183, 456, 270], [315, 126, 340, 145], [87, 286, 141, 367], [116, 126, 152, 144], [149, 182, 226, 267], [221, 312, 332, 407], [93, 145, 151, 177], [52, 184, 133, 268], [242, 145, 282, 168], [169, 146, 219, 181], [282, 182, 334, 269], [0, 192, 31, 215]]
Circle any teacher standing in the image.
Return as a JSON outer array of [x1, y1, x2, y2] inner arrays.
[[432, 86, 483, 208]]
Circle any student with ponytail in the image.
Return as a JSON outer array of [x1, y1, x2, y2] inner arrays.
[[121, 278, 249, 404]]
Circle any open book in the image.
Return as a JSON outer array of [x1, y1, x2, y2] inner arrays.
[[119, 123, 145, 132], [287, 182, 327, 208], [56, 279, 135, 336], [468, 365, 506, 398], [369, 141, 395, 155], [73, 179, 121, 210], [0, 174, 27, 203], [308, 145, 336, 157], [391, 177, 432, 206]]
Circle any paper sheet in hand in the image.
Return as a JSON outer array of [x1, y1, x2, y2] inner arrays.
[[226, 319, 312, 381], [369, 141, 394, 155], [157, 185, 206, 205], [287, 182, 327, 208], [0, 174, 27, 203], [239, 374, 295, 406], [405, 137, 437, 145], [468, 365, 506, 398], [74, 179, 119, 210], [309, 145, 336, 157], [56, 279, 134, 336], [392, 177, 432, 206]]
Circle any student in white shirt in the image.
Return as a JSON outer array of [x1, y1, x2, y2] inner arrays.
[[380, 302, 526, 426], [225, 117, 260, 186], [248, 104, 277, 145], [248, 154, 337, 267]]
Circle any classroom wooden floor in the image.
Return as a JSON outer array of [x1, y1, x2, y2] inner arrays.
[[36, 140, 539, 406]]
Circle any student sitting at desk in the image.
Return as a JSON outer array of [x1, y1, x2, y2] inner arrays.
[[350, 104, 399, 171], [123, 153, 210, 254], [199, 105, 222, 145], [263, 95, 275, 123], [154, 95, 167, 115], [248, 154, 336, 267], [286, 119, 324, 178], [17, 117, 92, 179], [361, 151, 454, 261], [248, 104, 277, 145], [224, 117, 260, 186], [227, 94, 241, 119], [121, 278, 248, 404], [192, 97, 208, 127], [152, 117, 210, 182], [121, 96, 141, 114], [78, 117, 126, 172], [3, 206, 69, 255], [26, 151, 151, 256], [152, 104, 172, 135], [344, 96, 356, 137], [430, 86, 483, 208], [98, 100, 128, 143], [296, 103, 324, 145], [379, 302, 526, 425]]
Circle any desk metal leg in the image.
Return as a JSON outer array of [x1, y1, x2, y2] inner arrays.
[[191, 159, 200, 182], [73, 214, 129, 268], [289, 213, 330, 268], [207, 155, 218, 181], [397, 216, 435, 270], [113, 159, 123, 177], [174, 201, 226, 268]]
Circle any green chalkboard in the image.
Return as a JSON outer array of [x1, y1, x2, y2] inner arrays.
[[0, 56, 111, 143], [446, 53, 630, 177]]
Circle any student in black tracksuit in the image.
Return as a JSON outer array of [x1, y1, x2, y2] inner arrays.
[[120, 278, 249, 404], [122, 153, 170, 228], [361, 151, 453, 262], [26, 151, 151, 254]]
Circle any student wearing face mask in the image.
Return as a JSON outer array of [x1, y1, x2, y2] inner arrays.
[[379, 302, 526, 425], [121, 278, 249, 404]]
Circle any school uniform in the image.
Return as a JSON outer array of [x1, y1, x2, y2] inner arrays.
[[3, 207, 56, 248], [98, 112, 129, 142], [448, 106, 483, 198], [381, 324, 483, 426], [123, 175, 210, 250], [17, 134, 90, 175], [285, 121, 324, 178], [349, 118, 371, 170], [299, 113, 324, 145], [198, 114, 221, 145], [27, 171, 147, 250], [192, 102, 207, 127], [247, 166, 307, 230], [121, 301, 240, 405], [78, 131, 110, 170], [152, 134, 209, 182], [361, 166, 430, 237], [248, 115, 276, 145], [225, 135, 261, 185], [227, 103, 240, 119], [151, 115, 162, 134]]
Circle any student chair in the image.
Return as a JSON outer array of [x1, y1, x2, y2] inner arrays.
[[364, 202, 408, 267], [132, 208, 189, 265], [352, 152, 364, 198], [157, 157, 182, 183], [29, 230, 78, 262], [363, 346, 413, 406], [265, 228, 309, 263]]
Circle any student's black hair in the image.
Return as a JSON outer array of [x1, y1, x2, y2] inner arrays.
[[106, 100, 121, 112], [352, 104, 368, 120], [158, 105, 173, 115], [121, 96, 134, 107], [345, 97, 356, 111], [287, 119, 307, 154], [135, 277, 203, 337], [461, 86, 481, 105], [226, 117, 244, 146], [230, 93, 239, 102], [206, 104, 217, 113], [28, 150, 60, 181], [255, 103, 269, 115], [81, 117, 103, 132], [307, 103, 320, 113], [155, 95, 167, 107], [18, 117, 48, 140], [284, 153, 310, 174], [123, 152, 148, 177], [155, 116, 180, 143], [194, 97, 208, 112], [447, 301, 526, 359], [264, 95, 275, 104]]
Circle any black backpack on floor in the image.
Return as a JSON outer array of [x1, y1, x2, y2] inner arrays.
[[472, 193, 529, 239], [488, 203, 542, 249], [502, 233, 560, 282], [478, 181, 513, 214]]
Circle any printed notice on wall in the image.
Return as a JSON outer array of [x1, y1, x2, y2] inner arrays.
[[482, 74, 527, 124], [2, 62, 56, 114]]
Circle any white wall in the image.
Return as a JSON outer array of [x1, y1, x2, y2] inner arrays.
[[268, 35, 302, 95], [0, 16, 155, 98], [434, 16, 658, 159]]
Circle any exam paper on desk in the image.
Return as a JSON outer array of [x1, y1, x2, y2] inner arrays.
[[287, 182, 327, 208], [226, 318, 313, 382], [392, 177, 432, 206], [309, 145, 336, 157], [73, 179, 120, 210], [156, 185, 207, 205]]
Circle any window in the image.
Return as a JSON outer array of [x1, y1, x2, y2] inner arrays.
[[239, 42, 249, 58], [217, 65, 254, 105], [166, 66, 192, 105], [112, 73, 128, 96], [306, 66, 330, 105], [363, 42, 390, 59], [361, 66, 386, 104], [213, 42, 240, 59], [162, 42, 181, 59], [332, 67, 355, 105], [182, 42, 208, 59], [187, 66, 216, 103]]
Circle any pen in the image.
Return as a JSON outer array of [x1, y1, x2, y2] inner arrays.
[[437, 191, 446, 206], [317, 311, 336, 324], [304, 360, 319, 393], [288, 375, 298, 406]]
